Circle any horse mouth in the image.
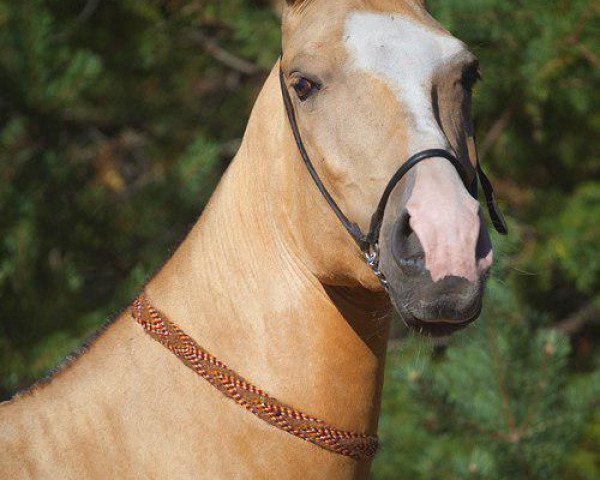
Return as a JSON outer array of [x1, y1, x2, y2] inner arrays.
[[402, 307, 482, 337], [403, 318, 473, 337], [387, 283, 485, 337]]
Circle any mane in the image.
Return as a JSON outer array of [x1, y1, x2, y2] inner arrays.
[[6, 236, 185, 403], [6, 311, 120, 402]]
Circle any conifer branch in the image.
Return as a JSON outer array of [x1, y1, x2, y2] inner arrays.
[[186, 30, 266, 76], [552, 300, 600, 335], [486, 323, 517, 435], [578, 45, 600, 70], [74, 0, 103, 27], [518, 345, 551, 437], [52, 0, 103, 41], [480, 102, 518, 159]]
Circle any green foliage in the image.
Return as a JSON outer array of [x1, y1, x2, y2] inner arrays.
[[0, 0, 279, 392], [373, 279, 600, 479], [1, 1, 599, 477], [538, 183, 600, 294], [563, 412, 600, 480]]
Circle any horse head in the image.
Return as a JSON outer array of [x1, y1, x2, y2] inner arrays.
[[280, 0, 505, 336]]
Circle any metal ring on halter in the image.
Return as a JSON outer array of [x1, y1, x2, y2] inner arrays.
[[364, 244, 387, 288]]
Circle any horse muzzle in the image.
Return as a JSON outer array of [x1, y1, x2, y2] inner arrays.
[[378, 207, 491, 337]]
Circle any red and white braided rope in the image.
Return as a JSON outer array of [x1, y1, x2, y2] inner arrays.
[[130, 295, 379, 461]]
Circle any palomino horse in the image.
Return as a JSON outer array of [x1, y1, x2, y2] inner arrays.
[[0, 1, 507, 478]]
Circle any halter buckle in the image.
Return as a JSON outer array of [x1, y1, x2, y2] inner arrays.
[[364, 244, 388, 288]]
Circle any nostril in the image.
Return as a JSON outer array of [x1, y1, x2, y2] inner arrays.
[[394, 209, 413, 243], [391, 210, 426, 276]]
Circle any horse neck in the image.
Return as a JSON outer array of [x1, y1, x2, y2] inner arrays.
[[0, 66, 392, 468], [146, 65, 392, 432]]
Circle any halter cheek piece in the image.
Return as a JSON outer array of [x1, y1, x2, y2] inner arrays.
[[279, 66, 508, 286]]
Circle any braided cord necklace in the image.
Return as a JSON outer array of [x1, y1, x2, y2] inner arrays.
[[130, 295, 378, 461]]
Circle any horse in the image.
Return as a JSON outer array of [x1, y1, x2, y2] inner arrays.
[[0, 1, 506, 478]]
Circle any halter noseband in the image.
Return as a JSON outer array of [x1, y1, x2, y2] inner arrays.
[[278, 66, 508, 286]]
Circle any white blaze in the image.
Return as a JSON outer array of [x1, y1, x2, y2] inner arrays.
[[344, 12, 489, 283], [344, 11, 464, 151]]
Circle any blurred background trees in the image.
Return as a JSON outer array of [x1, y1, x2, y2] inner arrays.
[[0, 1, 598, 478]]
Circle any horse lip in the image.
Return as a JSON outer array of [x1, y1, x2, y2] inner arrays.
[[403, 311, 481, 337]]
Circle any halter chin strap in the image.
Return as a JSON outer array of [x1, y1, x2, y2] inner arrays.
[[278, 66, 508, 285]]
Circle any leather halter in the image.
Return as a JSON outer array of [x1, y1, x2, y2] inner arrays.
[[279, 66, 508, 285]]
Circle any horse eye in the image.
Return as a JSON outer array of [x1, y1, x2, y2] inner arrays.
[[293, 77, 318, 101]]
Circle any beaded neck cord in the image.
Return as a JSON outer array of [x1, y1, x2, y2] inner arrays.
[[130, 295, 379, 461]]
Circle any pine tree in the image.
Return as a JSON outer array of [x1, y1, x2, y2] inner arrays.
[[1, 1, 599, 475], [374, 268, 600, 479], [0, 0, 280, 394]]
